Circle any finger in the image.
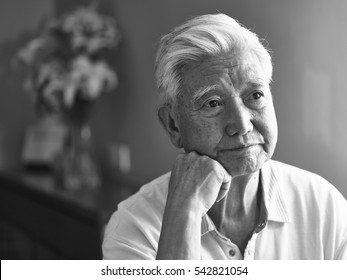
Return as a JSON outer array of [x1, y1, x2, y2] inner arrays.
[[216, 166, 231, 202], [222, 172, 231, 184], [216, 180, 231, 202], [212, 159, 231, 202]]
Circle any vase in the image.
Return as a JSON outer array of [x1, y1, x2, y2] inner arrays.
[[57, 101, 101, 190]]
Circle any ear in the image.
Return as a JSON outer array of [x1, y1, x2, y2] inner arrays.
[[157, 105, 183, 148]]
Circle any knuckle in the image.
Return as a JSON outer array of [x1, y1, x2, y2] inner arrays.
[[187, 151, 199, 159], [176, 153, 185, 160]]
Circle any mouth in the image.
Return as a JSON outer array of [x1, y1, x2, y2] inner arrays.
[[218, 143, 263, 154], [229, 143, 260, 150]]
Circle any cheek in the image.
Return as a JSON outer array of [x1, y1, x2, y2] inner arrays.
[[180, 117, 223, 153], [258, 108, 278, 152], [268, 107, 278, 142]]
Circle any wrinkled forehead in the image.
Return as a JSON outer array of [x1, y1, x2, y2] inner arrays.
[[224, 52, 264, 87], [182, 51, 267, 93]]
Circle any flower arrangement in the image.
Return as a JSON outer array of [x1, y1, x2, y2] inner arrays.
[[15, 4, 121, 115]]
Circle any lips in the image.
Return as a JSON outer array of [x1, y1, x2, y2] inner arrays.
[[221, 143, 261, 151], [216, 143, 265, 156]]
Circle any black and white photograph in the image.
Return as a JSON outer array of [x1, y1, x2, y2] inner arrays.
[[1, 0, 346, 269]]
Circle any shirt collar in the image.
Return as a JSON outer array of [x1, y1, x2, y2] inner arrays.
[[201, 160, 290, 236], [201, 214, 215, 235], [261, 160, 290, 223]]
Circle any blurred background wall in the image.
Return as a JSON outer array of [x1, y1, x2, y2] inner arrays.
[[0, 0, 346, 199]]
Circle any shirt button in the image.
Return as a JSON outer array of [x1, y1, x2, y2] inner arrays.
[[229, 249, 236, 257], [255, 221, 267, 233]]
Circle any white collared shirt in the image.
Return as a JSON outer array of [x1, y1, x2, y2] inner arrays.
[[102, 160, 347, 259]]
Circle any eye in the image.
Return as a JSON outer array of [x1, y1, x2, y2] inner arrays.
[[245, 90, 266, 109], [206, 99, 223, 108], [199, 98, 224, 116], [251, 91, 264, 100]]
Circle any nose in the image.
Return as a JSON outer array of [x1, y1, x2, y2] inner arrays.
[[224, 100, 253, 136]]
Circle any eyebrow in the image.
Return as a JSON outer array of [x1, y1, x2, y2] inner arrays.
[[245, 80, 265, 88], [192, 84, 220, 103], [191, 78, 268, 103], [242, 79, 268, 92]]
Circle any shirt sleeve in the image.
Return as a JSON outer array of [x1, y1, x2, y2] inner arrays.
[[102, 195, 163, 260], [335, 239, 347, 260], [330, 186, 347, 260], [102, 235, 155, 260]]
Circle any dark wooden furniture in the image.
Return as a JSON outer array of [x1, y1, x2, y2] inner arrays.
[[0, 169, 135, 259]]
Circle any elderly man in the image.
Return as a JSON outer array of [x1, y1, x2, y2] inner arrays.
[[103, 14, 347, 259]]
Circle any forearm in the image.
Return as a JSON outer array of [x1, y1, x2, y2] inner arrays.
[[155, 152, 230, 259], [156, 204, 202, 260]]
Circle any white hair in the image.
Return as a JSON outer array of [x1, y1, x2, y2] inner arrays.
[[155, 13, 273, 106]]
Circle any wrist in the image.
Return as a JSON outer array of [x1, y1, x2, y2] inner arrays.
[[165, 194, 205, 217], [158, 199, 202, 260]]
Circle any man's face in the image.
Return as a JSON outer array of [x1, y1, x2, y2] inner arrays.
[[174, 52, 278, 177]]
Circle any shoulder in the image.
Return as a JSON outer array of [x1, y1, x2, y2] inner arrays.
[[102, 172, 171, 259], [268, 160, 343, 198], [266, 160, 347, 259], [268, 159, 325, 182], [104, 172, 170, 240], [267, 159, 347, 225], [118, 172, 170, 213]]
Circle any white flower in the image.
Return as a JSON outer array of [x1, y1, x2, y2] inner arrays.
[[58, 6, 120, 54], [15, 5, 120, 115], [69, 55, 118, 100], [17, 38, 46, 64]]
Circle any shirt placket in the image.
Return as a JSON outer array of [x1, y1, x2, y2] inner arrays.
[[244, 220, 267, 260]]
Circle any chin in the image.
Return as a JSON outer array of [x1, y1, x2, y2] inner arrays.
[[222, 154, 269, 178]]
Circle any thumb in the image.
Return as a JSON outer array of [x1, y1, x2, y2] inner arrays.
[[216, 172, 232, 202]]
